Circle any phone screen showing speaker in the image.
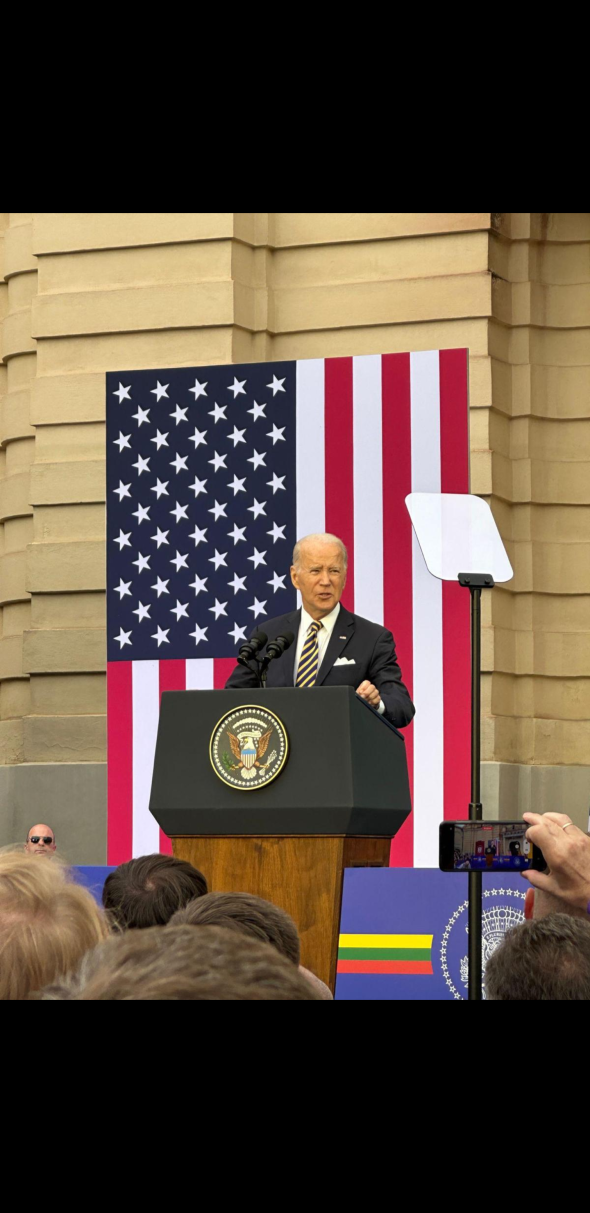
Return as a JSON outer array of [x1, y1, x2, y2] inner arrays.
[[440, 821, 543, 872]]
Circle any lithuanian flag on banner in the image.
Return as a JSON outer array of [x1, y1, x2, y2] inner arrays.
[[337, 934, 433, 974]]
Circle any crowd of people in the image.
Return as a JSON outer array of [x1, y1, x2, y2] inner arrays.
[[1, 812, 589, 999], [1, 830, 331, 1000]]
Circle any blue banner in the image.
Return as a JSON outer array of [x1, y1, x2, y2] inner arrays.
[[336, 868, 527, 1000]]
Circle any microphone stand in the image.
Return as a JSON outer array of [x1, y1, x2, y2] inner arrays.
[[239, 635, 294, 689], [259, 657, 271, 688], [237, 657, 265, 688], [237, 638, 267, 689], [258, 635, 294, 688]]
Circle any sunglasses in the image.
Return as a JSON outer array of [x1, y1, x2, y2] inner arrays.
[[29, 836, 54, 845]]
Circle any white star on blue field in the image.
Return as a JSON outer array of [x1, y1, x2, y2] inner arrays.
[[107, 363, 295, 660]]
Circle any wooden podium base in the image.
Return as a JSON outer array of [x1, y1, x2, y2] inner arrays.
[[171, 835, 390, 991]]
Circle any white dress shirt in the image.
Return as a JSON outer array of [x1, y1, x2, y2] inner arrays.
[[293, 603, 341, 683], [293, 603, 385, 714]]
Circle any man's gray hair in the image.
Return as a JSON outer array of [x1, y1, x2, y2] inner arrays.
[[41, 925, 322, 1000], [292, 534, 348, 569], [485, 913, 590, 1001]]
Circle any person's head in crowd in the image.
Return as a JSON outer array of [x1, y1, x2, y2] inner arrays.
[[170, 891, 301, 964], [171, 891, 334, 998], [102, 853, 208, 930], [24, 824, 56, 856], [485, 914, 590, 1001], [0, 851, 108, 1000], [42, 924, 323, 1000]]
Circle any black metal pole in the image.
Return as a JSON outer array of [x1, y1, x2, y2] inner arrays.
[[469, 586, 482, 816], [468, 584, 483, 1002]]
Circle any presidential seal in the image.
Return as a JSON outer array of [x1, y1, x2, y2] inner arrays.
[[210, 705, 288, 790], [440, 886, 526, 1000]]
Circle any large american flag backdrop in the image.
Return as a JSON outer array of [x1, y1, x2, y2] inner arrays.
[[106, 350, 470, 867]]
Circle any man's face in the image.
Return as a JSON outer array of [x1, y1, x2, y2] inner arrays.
[[290, 541, 347, 620], [25, 826, 56, 856]]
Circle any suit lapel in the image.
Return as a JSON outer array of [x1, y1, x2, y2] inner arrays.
[[270, 610, 301, 686], [316, 606, 355, 685]]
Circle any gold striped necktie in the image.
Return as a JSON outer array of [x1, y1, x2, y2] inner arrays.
[[296, 620, 323, 687]]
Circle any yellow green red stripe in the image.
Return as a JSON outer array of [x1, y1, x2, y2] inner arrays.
[[337, 933, 434, 975]]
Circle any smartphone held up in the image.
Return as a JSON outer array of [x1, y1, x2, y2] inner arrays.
[[439, 821, 545, 873]]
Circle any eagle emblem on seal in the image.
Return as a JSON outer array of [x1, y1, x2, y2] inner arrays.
[[210, 707, 288, 789], [227, 727, 276, 781]]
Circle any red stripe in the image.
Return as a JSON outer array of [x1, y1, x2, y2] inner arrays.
[[382, 353, 415, 867], [439, 349, 471, 822], [107, 661, 133, 865], [337, 959, 433, 975], [214, 657, 238, 689], [325, 357, 354, 611], [158, 660, 187, 853]]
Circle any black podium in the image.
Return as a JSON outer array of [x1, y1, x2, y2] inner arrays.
[[150, 686, 411, 989]]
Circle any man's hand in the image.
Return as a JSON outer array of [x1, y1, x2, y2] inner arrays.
[[523, 812, 590, 912], [356, 680, 381, 708]]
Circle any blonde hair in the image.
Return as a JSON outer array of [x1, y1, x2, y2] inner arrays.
[[0, 850, 109, 1000]]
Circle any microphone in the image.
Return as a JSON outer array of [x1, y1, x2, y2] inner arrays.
[[237, 630, 268, 667], [264, 631, 295, 661]]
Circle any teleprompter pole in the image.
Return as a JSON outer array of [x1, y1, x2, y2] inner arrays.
[[458, 573, 494, 1002]]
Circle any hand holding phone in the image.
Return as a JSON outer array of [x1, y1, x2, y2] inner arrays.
[[521, 812, 590, 910]]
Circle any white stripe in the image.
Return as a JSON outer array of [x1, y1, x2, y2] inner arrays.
[[186, 658, 215, 689], [410, 351, 441, 493], [353, 355, 383, 623], [132, 660, 161, 858], [410, 351, 443, 867], [295, 358, 325, 541], [411, 535, 444, 867]]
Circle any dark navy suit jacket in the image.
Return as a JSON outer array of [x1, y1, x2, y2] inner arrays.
[[225, 605, 415, 728]]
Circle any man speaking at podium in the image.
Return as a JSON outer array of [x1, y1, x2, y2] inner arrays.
[[226, 533, 415, 728]]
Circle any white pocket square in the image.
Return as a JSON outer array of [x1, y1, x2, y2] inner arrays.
[[334, 656, 356, 666]]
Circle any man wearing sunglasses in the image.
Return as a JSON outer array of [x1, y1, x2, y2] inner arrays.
[[25, 825, 56, 856]]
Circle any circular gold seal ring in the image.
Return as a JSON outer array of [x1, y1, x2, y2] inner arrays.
[[209, 704, 289, 791]]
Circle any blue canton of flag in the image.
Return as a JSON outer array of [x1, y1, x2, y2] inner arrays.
[[106, 363, 296, 661]]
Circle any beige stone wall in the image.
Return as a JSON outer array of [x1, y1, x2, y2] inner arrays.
[[0, 212, 588, 850], [0, 214, 36, 765], [484, 213, 590, 772]]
